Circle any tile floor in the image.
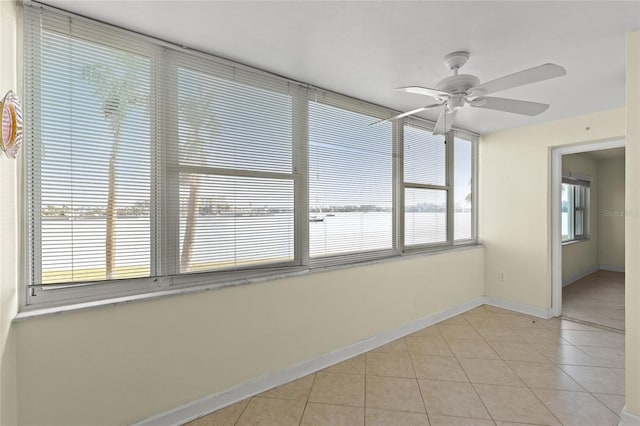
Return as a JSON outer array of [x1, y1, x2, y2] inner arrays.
[[563, 271, 625, 331], [185, 305, 625, 426]]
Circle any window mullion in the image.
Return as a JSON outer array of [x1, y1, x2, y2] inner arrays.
[[446, 131, 455, 245], [395, 120, 404, 253], [292, 84, 309, 266], [161, 53, 179, 279]]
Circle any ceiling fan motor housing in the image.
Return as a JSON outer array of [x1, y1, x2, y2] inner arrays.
[[436, 74, 480, 95]]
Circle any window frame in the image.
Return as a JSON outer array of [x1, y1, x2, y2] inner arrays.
[[561, 175, 590, 244], [306, 90, 399, 268], [23, 8, 165, 308], [20, 4, 479, 312], [399, 120, 478, 251], [163, 50, 302, 277]]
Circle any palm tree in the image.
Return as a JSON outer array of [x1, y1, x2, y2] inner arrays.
[[179, 83, 218, 272], [82, 56, 141, 280]]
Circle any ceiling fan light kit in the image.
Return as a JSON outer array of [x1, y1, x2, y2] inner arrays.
[[379, 51, 567, 135]]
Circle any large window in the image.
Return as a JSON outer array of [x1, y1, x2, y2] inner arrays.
[[308, 99, 393, 262], [27, 14, 155, 287], [23, 5, 477, 309], [402, 126, 474, 246], [171, 56, 295, 275], [403, 124, 447, 246], [562, 177, 590, 242]]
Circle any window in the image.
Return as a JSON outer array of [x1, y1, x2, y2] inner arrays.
[[454, 137, 474, 241], [170, 54, 296, 275], [403, 123, 448, 246], [22, 5, 477, 310], [25, 11, 157, 291], [308, 97, 394, 263], [562, 177, 590, 242]]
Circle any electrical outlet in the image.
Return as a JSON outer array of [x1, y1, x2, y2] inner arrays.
[[499, 271, 505, 281]]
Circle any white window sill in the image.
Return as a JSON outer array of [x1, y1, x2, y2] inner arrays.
[[562, 238, 590, 246]]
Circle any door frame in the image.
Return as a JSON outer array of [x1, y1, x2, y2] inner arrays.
[[550, 139, 626, 317]]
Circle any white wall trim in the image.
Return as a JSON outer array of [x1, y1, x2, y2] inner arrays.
[[619, 406, 640, 426], [600, 264, 625, 272], [133, 296, 485, 426], [483, 296, 553, 319], [563, 264, 600, 287]]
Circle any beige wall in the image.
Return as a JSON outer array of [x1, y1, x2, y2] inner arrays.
[[625, 31, 640, 418], [480, 108, 625, 309], [598, 157, 625, 269], [16, 247, 484, 425], [561, 153, 599, 281], [0, 1, 20, 425]]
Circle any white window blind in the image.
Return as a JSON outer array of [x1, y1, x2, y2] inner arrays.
[[403, 123, 448, 246], [25, 9, 159, 287], [454, 137, 473, 241], [165, 52, 296, 275], [308, 96, 394, 264]]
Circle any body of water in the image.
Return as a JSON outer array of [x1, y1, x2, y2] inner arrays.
[[41, 211, 472, 281]]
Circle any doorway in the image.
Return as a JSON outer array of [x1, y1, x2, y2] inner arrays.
[[551, 139, 626, 330]]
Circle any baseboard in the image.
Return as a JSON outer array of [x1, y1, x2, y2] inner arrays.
[[619, 406, 640, 426], [562, 264, 600, 287], [483, 296, 553, 319], [600, 264, 625, 273], [134, 296, 485, 426]]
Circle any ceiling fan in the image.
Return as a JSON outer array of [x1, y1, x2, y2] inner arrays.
[[375, 51, 566, 134]]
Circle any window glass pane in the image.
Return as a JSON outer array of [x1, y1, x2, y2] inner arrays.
[[176, 63, 295, 273], [177, 67, 292, 174], [562, 183, 574, 241], [309, 101, 393, 258], [405, 188, 447, 245], [575, 209, 584, 236], [454, 138, 473, 240], [404, 125, 446, 186], [179, 174, 294, 273], [39, 30, 151, 284]]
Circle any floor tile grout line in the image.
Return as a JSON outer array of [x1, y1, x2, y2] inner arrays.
[[528, 385, 566, 426], [363, 348, 367, 426], [297, 372, 318, 426], [406, 341, 429, 416], [232, 397, 252, 426]]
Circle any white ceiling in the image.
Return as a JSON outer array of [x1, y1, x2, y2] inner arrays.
[[40, 0, 640, 135]]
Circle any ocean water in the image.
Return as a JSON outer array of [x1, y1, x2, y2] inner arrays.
[[41, 212, 472, 277]]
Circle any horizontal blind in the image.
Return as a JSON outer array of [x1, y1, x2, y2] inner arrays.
[[24, 7, 159, 286], [403, 123, 448, 246], [308, 95, 394, 265], [164, 51, 296, 275]]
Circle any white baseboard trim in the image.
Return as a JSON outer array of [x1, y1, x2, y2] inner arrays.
[[619, 406, 640, 426], [483, 296, 553, 319], [600, 264, 625, 273], [134, 296, 485, 426], [562, 264, 600, 287]]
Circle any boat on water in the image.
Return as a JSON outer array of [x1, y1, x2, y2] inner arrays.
[[309, 215, 325, 222]]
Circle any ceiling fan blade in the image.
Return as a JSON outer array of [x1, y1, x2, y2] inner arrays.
[[472, 64, 566, 96], [370, 103, 443, 126], [433, 107, 457, 135], [472, 97, 549, 116], [395, 86, 451, 99]]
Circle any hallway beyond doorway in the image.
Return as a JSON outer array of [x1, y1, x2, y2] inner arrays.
[[563, 270, 625, 331]]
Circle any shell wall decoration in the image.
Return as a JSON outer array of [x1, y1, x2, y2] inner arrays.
[[1, 90, 23, 159]]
